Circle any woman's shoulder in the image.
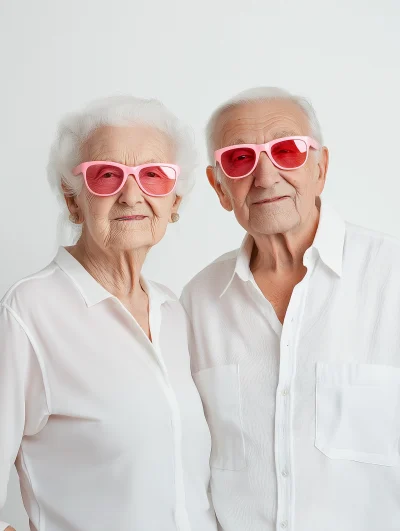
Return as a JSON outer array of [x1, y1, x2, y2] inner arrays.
[[1, 259, 60, 312]]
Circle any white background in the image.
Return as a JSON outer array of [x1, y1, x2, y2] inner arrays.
[[1, 0, 399, 528]]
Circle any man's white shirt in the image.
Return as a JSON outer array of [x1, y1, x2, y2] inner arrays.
[[181, 201, 400, 531]]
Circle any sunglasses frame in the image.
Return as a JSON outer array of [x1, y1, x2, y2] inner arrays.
[[214, 136, 321, 179], [72, 161, 180, 197]]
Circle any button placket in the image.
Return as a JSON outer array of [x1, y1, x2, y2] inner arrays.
[[275, 274, 310, 531], [275, 318, 294, 531]]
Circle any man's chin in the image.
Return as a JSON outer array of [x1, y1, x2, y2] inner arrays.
[[249, 213, 300, 236]]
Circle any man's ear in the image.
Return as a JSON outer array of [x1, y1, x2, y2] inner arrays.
[[206, 166, 233, 212], [316, 146, 329, 196]]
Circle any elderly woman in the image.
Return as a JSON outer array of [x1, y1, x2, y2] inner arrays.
[[0, 97, 217, 531]]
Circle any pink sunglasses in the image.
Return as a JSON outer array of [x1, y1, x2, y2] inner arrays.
[[215, 136, 321, 179], [72, 161, 180, 197]]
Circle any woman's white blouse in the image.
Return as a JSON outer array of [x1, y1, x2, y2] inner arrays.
[[0, 247, 216, 531]]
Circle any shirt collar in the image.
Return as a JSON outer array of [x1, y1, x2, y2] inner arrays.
[[220, 200, 345, 298], [141, 277, 176, 307], [311, 201, 345, 277], [54, 247, 174, 308]]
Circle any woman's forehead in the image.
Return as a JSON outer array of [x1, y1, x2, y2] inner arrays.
[[81, 125, 175, 163]]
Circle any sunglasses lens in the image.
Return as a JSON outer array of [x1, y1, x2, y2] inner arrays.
[[271, 139, 307, 168], [220, 147, 257, 178], [86, 164, 124, 195], [138, 165, 177, 195], [139, 165, 177, 196]]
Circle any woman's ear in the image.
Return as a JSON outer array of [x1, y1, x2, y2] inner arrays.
[[169, 195, 182, 223], [171, 194, 182, 214], [62, 183, 83, 223]]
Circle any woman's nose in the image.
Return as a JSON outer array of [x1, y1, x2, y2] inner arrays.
[[118, 174, 144, 205]]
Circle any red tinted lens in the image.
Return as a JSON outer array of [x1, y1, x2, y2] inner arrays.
[[220, 147, 257, 178], [271, 139, 307, 169], [85, 164, 125, 195], [138, 165, 177, 196]]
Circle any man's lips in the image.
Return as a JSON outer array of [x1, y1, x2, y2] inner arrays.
[[253, 196, 290, 205]]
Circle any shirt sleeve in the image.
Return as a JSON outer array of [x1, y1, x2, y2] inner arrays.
[[179, 288, 197, 373], [180, 285, 206, 375], [0, 304, 49, 528]]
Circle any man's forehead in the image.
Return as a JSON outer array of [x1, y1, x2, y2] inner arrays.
[[215, 99, 310, 144]]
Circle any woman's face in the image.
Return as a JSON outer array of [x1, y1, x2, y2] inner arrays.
[[67, 125, 181, 253]]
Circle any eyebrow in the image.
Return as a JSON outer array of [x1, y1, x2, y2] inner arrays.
[[230, 138, 247, 146], [87, 157, 166, 165], [229, 131, 300, 146], [271, 130, 299, 140]]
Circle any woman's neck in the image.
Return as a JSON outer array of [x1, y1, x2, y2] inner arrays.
[[66, 236, 149, 304]]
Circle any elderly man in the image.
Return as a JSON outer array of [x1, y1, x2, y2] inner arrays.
[[181, 87, 400, 531]]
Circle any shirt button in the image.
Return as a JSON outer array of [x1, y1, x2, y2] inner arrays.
[[281, 388, 289, 396], [281, 521, 288, 529], [282, 468, 289, 477]]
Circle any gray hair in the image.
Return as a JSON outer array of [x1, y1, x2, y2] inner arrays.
[[47, 95, 197, 242], [206, 86, 323, 166]]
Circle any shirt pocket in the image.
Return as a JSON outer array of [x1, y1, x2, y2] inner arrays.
[[193, 364, 246, 471], [315, 362, 400, 466]]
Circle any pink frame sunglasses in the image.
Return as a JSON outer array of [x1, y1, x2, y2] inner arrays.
[[214, 136, 321, 179], [72, 161, 180, 197]]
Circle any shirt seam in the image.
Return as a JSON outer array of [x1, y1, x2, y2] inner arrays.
[[19, 448, 44, 531], [1, 265, 57, 306], [2, 303, 52, 415]]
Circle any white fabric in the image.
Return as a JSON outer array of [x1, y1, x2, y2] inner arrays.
[[0, 247, 217, 531], [181, 201, 400, 531]]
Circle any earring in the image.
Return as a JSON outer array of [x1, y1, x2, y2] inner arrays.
[[171, 213, 180, 223]]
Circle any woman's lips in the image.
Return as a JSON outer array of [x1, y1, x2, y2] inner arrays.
[[114, 215, 147, 221]]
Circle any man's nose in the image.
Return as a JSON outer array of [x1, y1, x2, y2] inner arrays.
[[252, 152, 280, 188]]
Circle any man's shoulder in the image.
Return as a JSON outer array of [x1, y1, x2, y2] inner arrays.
[[345, 221, 400, 254], [344, 221, 400, 271], [181, 248, 239, 302]]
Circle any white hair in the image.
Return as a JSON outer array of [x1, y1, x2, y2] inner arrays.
[[206, 86, 323, 165], [47, 95, 197, 242]]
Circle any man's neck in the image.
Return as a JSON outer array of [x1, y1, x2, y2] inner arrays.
[[250, 206, 320, 276]]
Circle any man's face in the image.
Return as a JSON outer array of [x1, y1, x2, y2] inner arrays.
[[208, 99, 329, 237]]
